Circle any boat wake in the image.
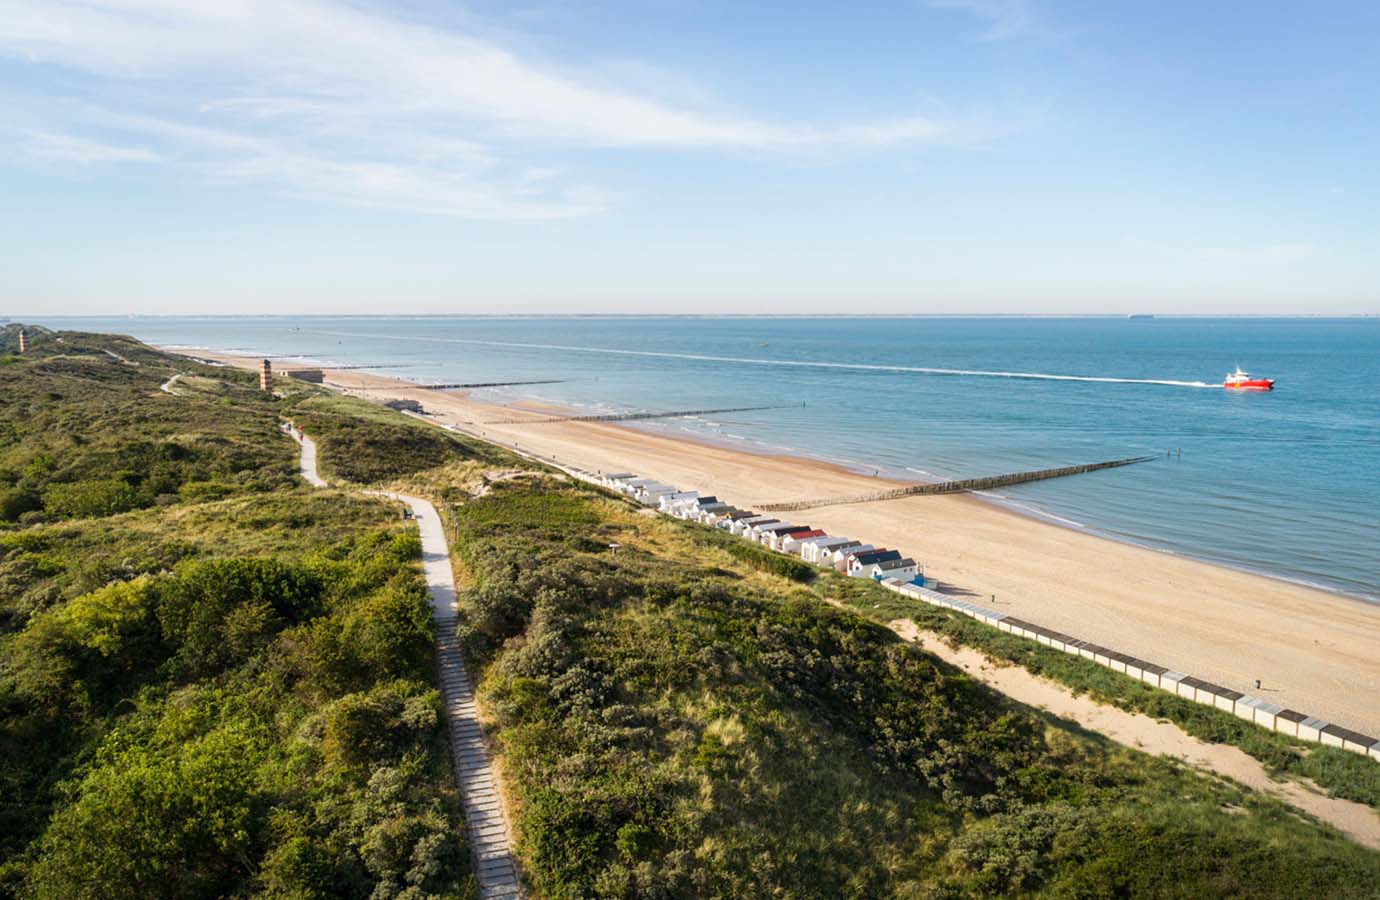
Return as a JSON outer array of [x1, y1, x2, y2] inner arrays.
[[311, 331, 1220, 389]]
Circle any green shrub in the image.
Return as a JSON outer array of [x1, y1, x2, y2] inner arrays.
[[42, 479, 138, 518], [725, 539, 815, 581], [0, 487, 41, 522]]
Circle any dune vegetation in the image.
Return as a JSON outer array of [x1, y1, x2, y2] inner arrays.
[[442, 475, 1380, 898], [3, 326, 1379, 899], [0, 328, 483, 899]]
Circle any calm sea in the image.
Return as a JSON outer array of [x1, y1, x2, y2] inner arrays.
[[31, 316, 1380, 602]]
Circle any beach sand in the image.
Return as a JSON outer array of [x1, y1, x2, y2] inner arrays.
[[187, 350, 1380, 737]]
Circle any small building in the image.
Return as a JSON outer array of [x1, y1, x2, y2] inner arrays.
[[385, 398, 424, 413], [659, 490, 699, 512], [714, 509, 758, 529], [847, 549, 902, 577], [634, 482, 679, 505], [767, 526, 817, 552], [871, 557, 919, 582], [289, 368, 325, 383], [746, 519, 786, 541], [801, 537, 856, 563], [828, 543, 873, 567], [779, 529, 826, 555], [731, 515, 776, 536], [756, 523, 800, 546]]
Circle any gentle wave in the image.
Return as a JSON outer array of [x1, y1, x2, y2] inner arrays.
[[310, 330, 1220, 389]]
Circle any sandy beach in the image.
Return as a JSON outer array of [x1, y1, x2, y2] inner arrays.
[[185, 349, 1380, 736]]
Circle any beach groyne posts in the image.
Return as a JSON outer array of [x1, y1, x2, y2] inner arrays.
[[761, 455, 1157, 512], [483, 403, 795, 425], [421, 379, 567, 390]]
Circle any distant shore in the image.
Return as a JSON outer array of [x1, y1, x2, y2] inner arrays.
[[173, 346, 1380, 736]]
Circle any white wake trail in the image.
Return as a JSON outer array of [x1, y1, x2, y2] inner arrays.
[[310, 331, 1219, 389]]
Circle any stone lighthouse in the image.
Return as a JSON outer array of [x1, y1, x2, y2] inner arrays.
[[259, 359, 273, 392]]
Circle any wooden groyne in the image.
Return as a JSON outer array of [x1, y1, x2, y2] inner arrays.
[[761, 455, 1157, 511], [423, 379, 565, 390], [484, 403, 794, 425]]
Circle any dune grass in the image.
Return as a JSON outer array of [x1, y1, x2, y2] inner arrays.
[[442, 476, 1380, 898]]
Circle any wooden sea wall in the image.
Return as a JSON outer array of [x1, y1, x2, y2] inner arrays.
[[762, 455, 1157, 512]]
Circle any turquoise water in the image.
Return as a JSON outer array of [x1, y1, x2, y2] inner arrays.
[[34, 316, 1380, 601]]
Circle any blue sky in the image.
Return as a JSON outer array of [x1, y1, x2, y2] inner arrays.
[[2, 1, 1377, 315]]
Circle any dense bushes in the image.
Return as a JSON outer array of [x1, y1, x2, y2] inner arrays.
[[0, 333, 294, 524], [450, 477, 1380, 897], [287, 396, 505, 485], [724, 538, 815, 581], [0, 333, 473, 899], [40, 479, 138, 518], [824, 573, 1380, 812]]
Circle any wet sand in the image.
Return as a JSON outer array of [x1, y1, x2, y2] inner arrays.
[[181, 349, 1380, 737]]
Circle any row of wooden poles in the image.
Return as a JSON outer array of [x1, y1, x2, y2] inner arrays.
[[761, 455, 1158, 511]]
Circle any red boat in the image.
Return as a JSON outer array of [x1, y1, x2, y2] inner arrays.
[[1223, 367, 1274, 391]]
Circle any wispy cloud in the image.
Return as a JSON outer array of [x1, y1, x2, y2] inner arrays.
[[928, 0, 1038, 41], [18, 128, 162, 164], [0, 0, 970, 218]]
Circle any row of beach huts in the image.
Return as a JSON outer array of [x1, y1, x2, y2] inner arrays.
[[601, 473, 926, 585], [588, 470, 1380, 763]]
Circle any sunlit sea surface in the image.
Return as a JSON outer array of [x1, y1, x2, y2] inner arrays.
[[32, 315, 1380, 602]]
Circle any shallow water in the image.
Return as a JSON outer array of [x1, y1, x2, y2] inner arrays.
[[36, 315, 1380, 601]]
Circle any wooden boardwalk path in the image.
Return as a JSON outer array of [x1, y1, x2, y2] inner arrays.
[[286, 424, 523, 898]]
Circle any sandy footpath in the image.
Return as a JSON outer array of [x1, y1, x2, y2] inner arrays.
[[890, 621, 1380, 849], [180, 349, 1380, 737]]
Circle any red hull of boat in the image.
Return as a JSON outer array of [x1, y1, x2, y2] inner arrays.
[[1223, 380, 1274, 391]]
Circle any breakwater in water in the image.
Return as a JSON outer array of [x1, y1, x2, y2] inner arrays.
[[484, 403, 795, 425], [762, 456, 1157, 511]]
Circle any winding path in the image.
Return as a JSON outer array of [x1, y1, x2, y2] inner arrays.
[[285, 424, 523, 897], [890, 620, 1380, 850]]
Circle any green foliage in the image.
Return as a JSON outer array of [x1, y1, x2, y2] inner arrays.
[[723, 538, 815, 581], [451, 477, 1380, 898], [685, 523, 816, 581], [824, 573, 1380, 812], [286, 394, 506, 485], [0, 329, 294, 525], [41, 479, 138, 518], [24, 726, 265, 900], [0, 331, 474, 900], [0, 488, 40, 523]]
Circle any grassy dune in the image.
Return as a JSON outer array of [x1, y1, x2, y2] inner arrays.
[[3, 327, 1378, 899], [442, 476, 1380, 898], [0, 330, 480, 899]]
